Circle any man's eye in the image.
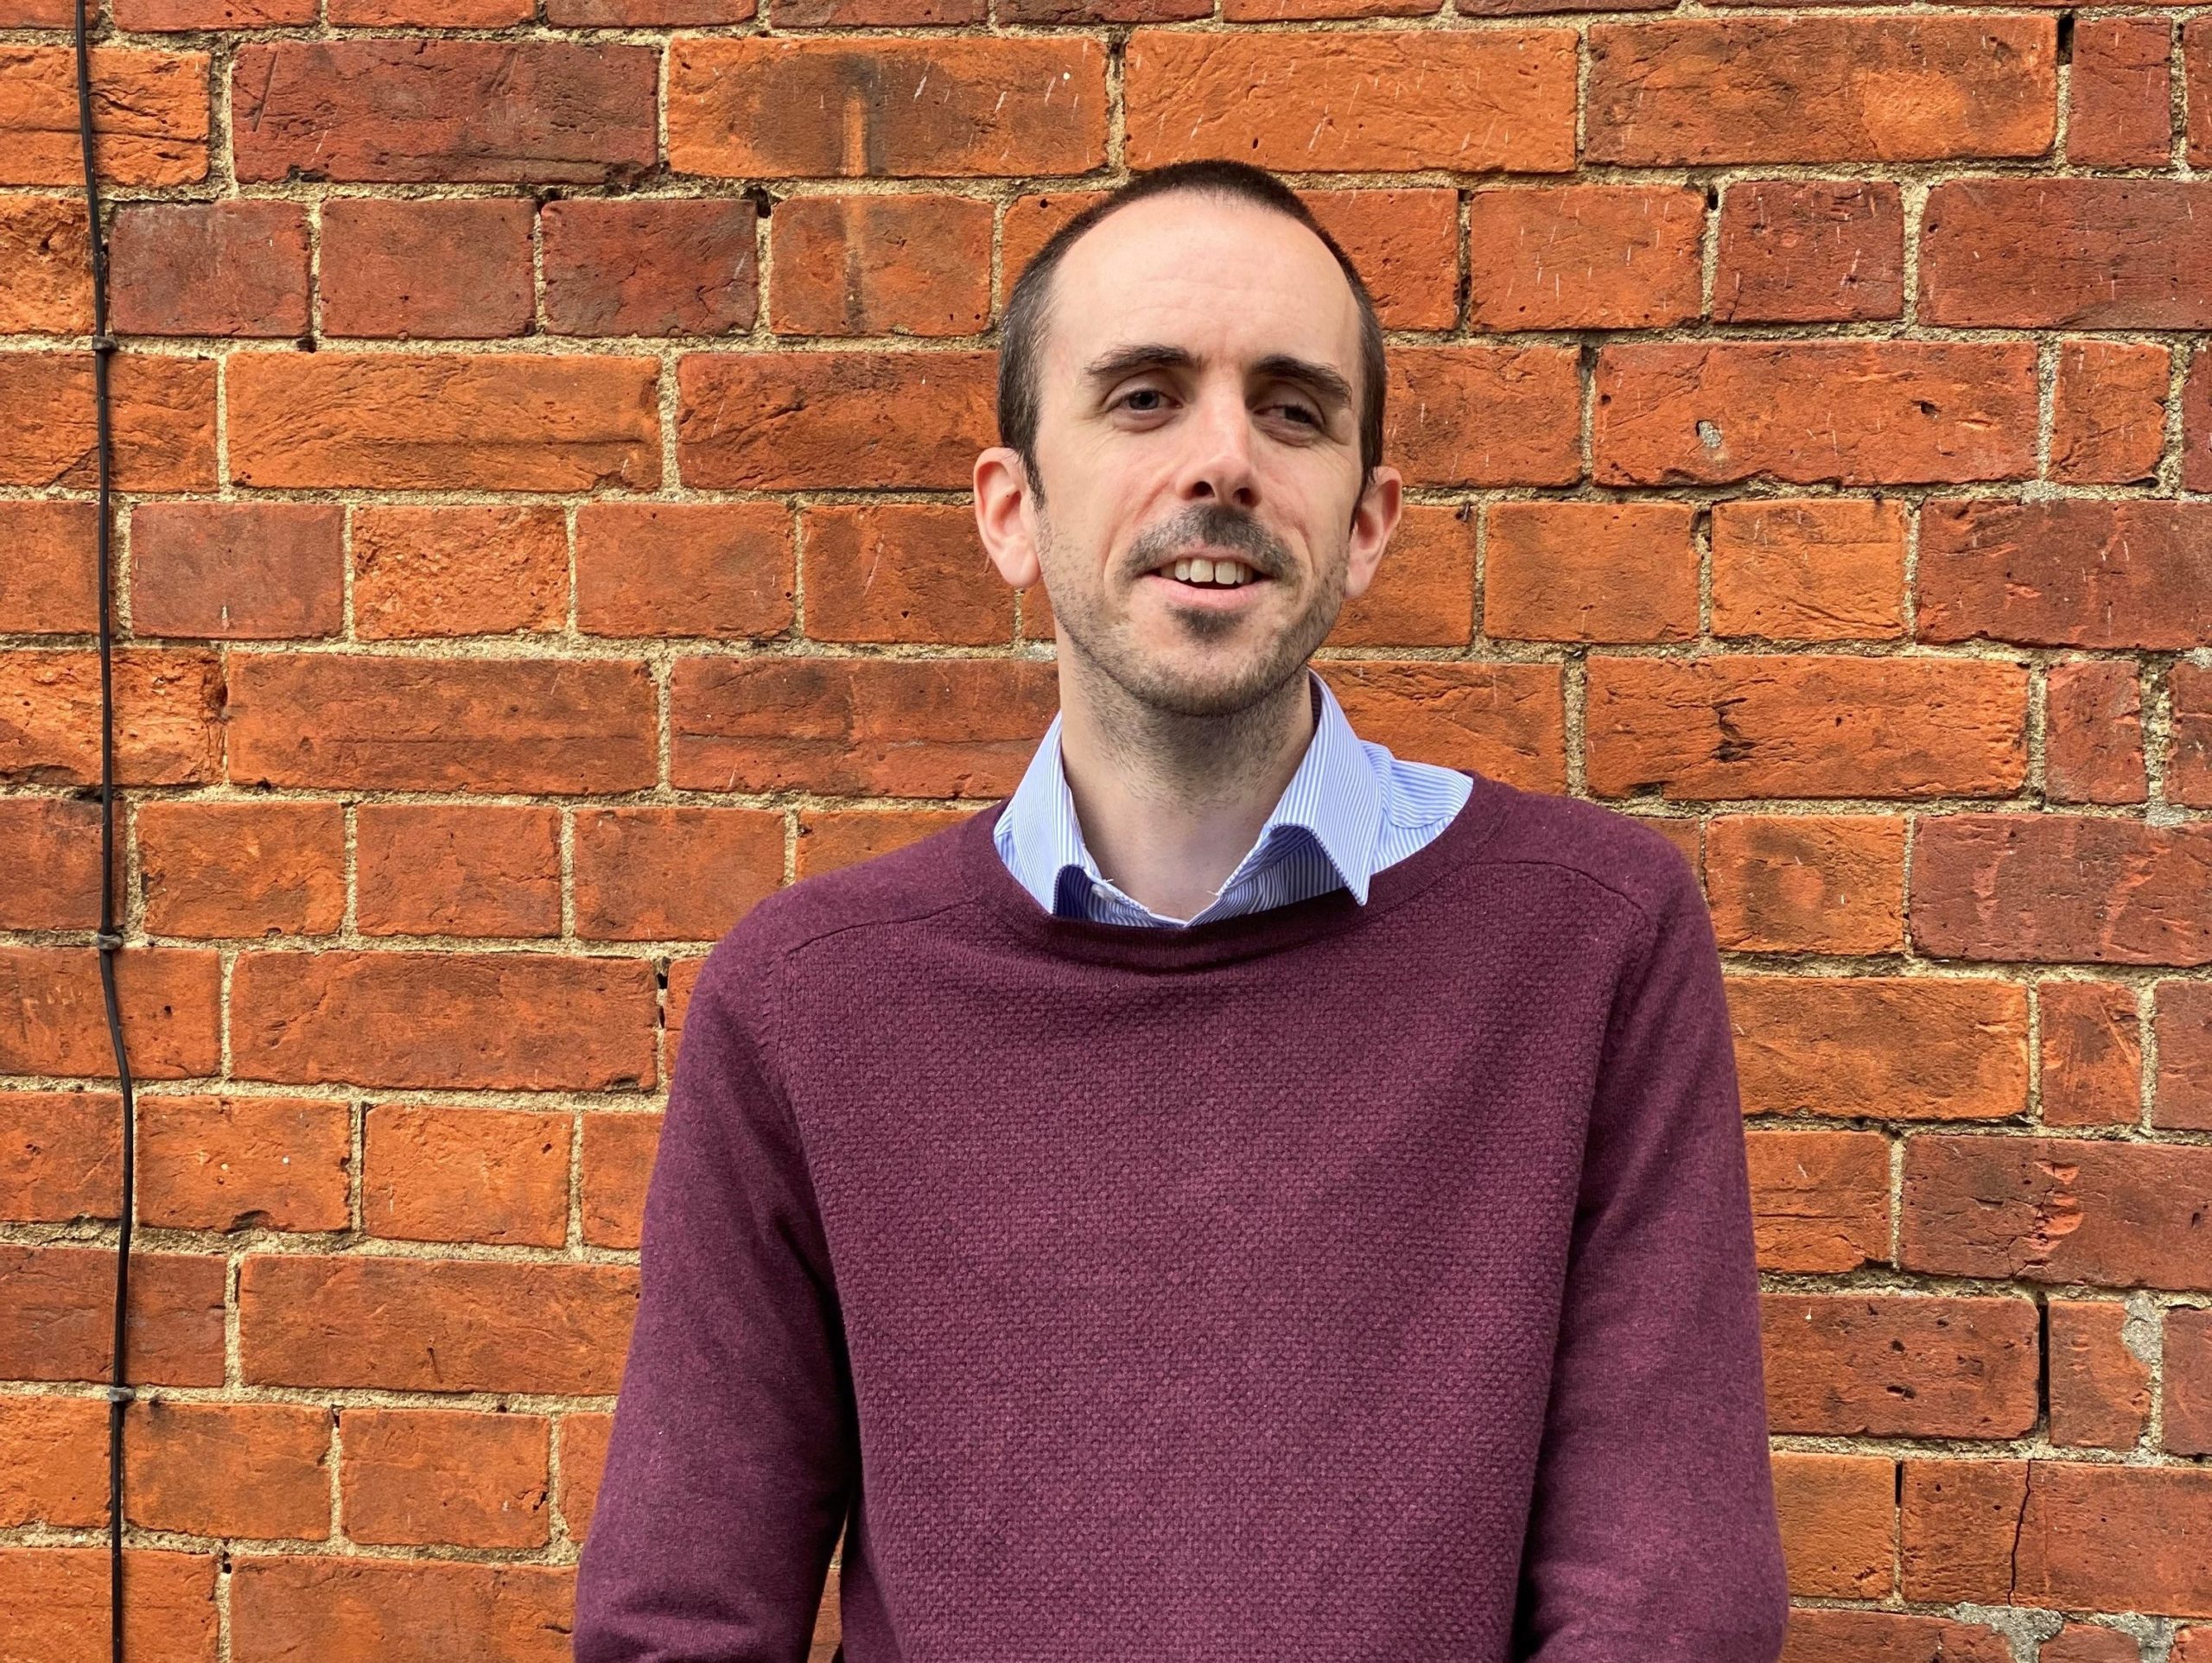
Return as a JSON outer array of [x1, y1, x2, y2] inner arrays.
[[1273, 403, 1321, 428], [1116, 389, 1170, 413]]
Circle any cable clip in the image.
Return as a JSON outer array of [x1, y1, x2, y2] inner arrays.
[[94, 930, 124, 952], [90, 333, 119, 355], [105, 1384, 136, 1405]]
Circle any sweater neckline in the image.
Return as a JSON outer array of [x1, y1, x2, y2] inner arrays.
[[955, 764, 1516, 970]]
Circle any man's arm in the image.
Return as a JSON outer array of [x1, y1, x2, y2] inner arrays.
[[573, 941, 859, 1663], [1510, 850, 1789, 1662]]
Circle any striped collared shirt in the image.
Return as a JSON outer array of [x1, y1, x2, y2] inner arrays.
[[991, 666, 1475, 928]]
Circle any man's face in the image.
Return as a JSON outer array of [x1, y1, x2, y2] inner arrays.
[[976, 193, 1401, 721]]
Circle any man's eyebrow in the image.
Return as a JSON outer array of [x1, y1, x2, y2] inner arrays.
[[1080, 344, 1355, 411]]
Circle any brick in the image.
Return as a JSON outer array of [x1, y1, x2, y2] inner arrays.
[[1587, 17, 2056, 164], [580, 1112, 659, 1249], [774, 0, 973, 22], [1744, 1127, 1891, 1273], [1899, 1457, 2030, 1602], [2175, 663, 2212, 808], [228, 352, 658, 492], [1296, 188, 1459, 332], [1771, 1450, 1894, 1598], [0, 196, 90, 333], [108, 202, 309, 339], [2069, 17, 2174, 168], [2045, 1623, 2148, 1663], [1752, 1606, 2013, 1662], [1710, 497, 1908, 643], [239, 1254, 635, 1393], [999, 190, 1103, 308], [2011, 1463, 2212, 1615], [130, 502, 343, 639], [2171, 1310, 2212, 1456], [1465, 185, 1702, 330], [542, 197, 759, 338], [1219, 0, 1433, 18], [1923, 180, 2212, 327], [1385, 346, 1581, 488], [1920, 500, 2212, 651], [137, 1095, 353, 1234], [556, 1412, 613, 1539], [670, 36, 1105, 178], [770, 194, 993, 338], [363, 1102, 569, 1248], [0, 1091, 118, 1223], [1713, 181, 1904, 323], [1704, 814, 1905, 955], [1762, 1292, 2040, 1438], [340, 1407, 549, 1548], [796, 807, 977, 879], [0, 502, 98, 636], [330, 0, 529, 22], [677, 349, 993, 490], [0, 648, 222, 786], [1904, 1134, 2212, 1291], [2044, 659, 2146, 805], [232, 41, 656, 185], [232, 950, 657, 1091], [575, 502, 793, 639], [666, 955, 706, 1060], [671, 656, 1059, 797], [226, 654, 655, 794], [2157, 983, 2212, 1130], [0, 945, 220, 1080], [1482, 499, 1695, 643], [2193, 18, 2212, 166], [137, 799, 346, 937], [0, 1548, 216, 1663], [1912, 815, 2212, 966], [1321, 661, 1567, 794], [0, 1245, 226, 1385], [2190, 346, 2212, 492], [573, 807, 785, 943], [1002, 0, 1202, 21], [1324, 505, 1476, 648], [0, 1394, 105, 1527], [0, 797, 106, 930], [1126, 29, 1575, 173], [2047, 1300, 2152, 1450], [551, 0, 749, 20], [1726, 974, 2029, 1120], [352, 505, 568, 640], [1585, 653, 2028, 800], [0, 48, 210, 187], [129, 1400, 332, 1539], [354, 803, 562, 939], [802, 503, 1011, 644], [0, 0, 71, 22], [1593, 340, 2038, 486], [230, 1558, 571, 1663], [0, 352, 217, 491], [117, 0, 310, 23], [2050, 339, 2170, 486], [2041, 981, 2144, 1128], [321, 199, 534, 340]]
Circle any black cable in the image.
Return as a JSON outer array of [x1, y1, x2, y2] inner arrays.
[[69, 1, 135, 1659]]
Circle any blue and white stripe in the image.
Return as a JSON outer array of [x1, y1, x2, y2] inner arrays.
[[992, 665, 1474, 928]]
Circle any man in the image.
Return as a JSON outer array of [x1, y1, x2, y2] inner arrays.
[[572, 160, 1789, 1662]]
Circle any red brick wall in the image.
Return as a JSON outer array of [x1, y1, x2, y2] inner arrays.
[[3, 1, 2211, 1656]]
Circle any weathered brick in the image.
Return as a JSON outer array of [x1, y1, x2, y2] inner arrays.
[[228, 352, 658, 492], [1324, 505, 1477, 648], [137, 798, 346, 937], [1704, 815, 1905, 955], [0, 196, 90, 334], [1587, 17, 2056, 164], [320, 198, 535, 340], [2044, 659, 2146, 805], [575, 501, 793, 639], [542, 197, 759, 338], [2009, 1463, 2212, 1615], [1709, 496, 1908, 643], [801, 503, 1012, 644], [108, 202, 308, 339], [0, 1090, 118, 1223], [770, 194, 992, 339], [231, 950, 657, 1090], [2156, 982, 2212, 1131], [1586, 654, 2028, 800], [137, 1095, 353, 1233], [2173, 663, 2212, 809], [1594, 341, 2039, 486], [1386, 346, 1581, 487], [1898, 1457, 2028, 1603], [670, 37, 1105, 178], [773, 0, 972, 23], [556, 1412, 613, 1539], [0, 649, 222, 786], [1483, 499, 1695, 643], [1762, 1292, 2040, 1438], [1296, 188, 1459, 331], [0, 352, 218, 491], [232, 41, 656, 184], [1321, 661, 1567, 794], [1745, 1127, 1891, 1273], [0, 946, 220, 1080], [2050, 339, 2169, 486], [2069, 16, 2174, 169], [118, 0, 310, 24], [2191, 18, 2212, 167], [1128, 29, 1573, 173], [1713, 181, 1904, 323], [1923, 180, 2212, 327], [1912, 814, 2212, 967], [796, 806, 976, 879], [550, 0, 749, 22], [0, 797, 106, 931], [572, 806, 785, 943], [2171, 1309, 2212, 1457], [0, 502, 98, 635], [1726, 974, 2029, 1120], [1770, 1450, 1895, 1598], [239, 1254, 635, 1393], [352, 505, 568, 640], [579, 1113, 658, 1250], [1920, 500, 2212, 651], [365, 1103, 569, 1248], [0, 1548, 216, 1663], [340, 1407, 550, 1548], [0, 48, 210, 187], [2047, 1300, 2152, 1450], [130, 502, 343, 639], [0, 1393, 105, 1527], [0, 1245, 226, 1384], [1465, 185, 1701, 331], [229, 1558, 572, 1663], [355, 803, 562, 939], [677, 349, 993, 490], [2040, 981, 2144, 1128], [329, 0, 529, 24], [2044, 1622, 2145, 1663], [128, 1400, 332, 1539]]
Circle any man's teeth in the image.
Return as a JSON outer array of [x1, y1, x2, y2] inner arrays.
[[1167, 556, 1254, 587]]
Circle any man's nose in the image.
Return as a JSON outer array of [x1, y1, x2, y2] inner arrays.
[[1175, 387, 1261, 510]]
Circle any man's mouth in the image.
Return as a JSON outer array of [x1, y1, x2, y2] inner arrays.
[[1147, 554, 1266, 589]]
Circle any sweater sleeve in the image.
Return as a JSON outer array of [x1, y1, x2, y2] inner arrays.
[[571, 939, 859, 1663], [1510, 853, 1790, 1663]]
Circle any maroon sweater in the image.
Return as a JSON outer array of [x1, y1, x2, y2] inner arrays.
[[571, 770, 1789, 1662]]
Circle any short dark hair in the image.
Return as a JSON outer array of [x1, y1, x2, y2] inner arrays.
[[996, 160, 1388, 518]]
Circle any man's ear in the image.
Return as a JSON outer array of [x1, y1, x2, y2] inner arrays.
[[1341, 464, 1403, 604], [974, 447, 1041, 589]]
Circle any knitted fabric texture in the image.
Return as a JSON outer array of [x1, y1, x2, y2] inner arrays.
[[571, 767, 1789, 1663]]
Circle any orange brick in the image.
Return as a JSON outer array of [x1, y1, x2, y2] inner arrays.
[[1482, 499, 1696, 643], [0, 48, 211, 187], [137, 1095, 353, 1234], [2044, 659, 2146, 805], [1745, 1128, 1891, 1273], [2008, 1463, 2212, 1615], [1923, 180, 2212, 328], [329, 0, 529, 24], [0, 352, 218, 492], [575, 502, 793, 639], [1704, 814, 1905, 955], [802, 503, 1011, 645], [0, 649, 223, 787], [130, 502, 344, 640], [580, 1112, 661, 1249], [769, 194, 993, 338], [340, 1407, 550, 1548], [542, 198, 760, 337], [677, 349, 995, 491], [2069, 16, 2174, 168], [556, 1412, 613, 1539], [550, 0, 750, 22], [0, 797, 106, 930], [2050, 339, 2169, 486], [1764, 1292, 2039, 1438], [1899, 1457, 2029, 1602], [0, 501, 98, 633], [773, 0, 975, 22], [129, 1400, 332, 1539], [796, 807, 977, 879], [0, 946, 221, 1081], [0, 1091, 118, 1224], [1920, 500, 2212, 651], [355, 803, 562, 938], [117, 0, 310, 23], [351, 505, 568, 640], [0, 1548, 217, 1663], [1325, 504, 1476, 649], [2174, 663, 2212, 808], [0, 1393, 105, 1527], [2039, 981, 2144, 1129], [1385, 346, 1581, 488], [1771, 1450, 1895, 1598], [362, 1103, 569, 1247], [108, 202, 308, 338], [1296, 188, 1459, 332], [2154, 982, 2212, 1131], [137, 799, 346, 938], [2192, 17, 2212, 166], [2170, 1309, 2212, 1457], [0, 197, 91, 334], [573, 806, 786, 943], [1713, 180, 1904, 324], [1465, 185, 1702, 331], [1320, 661, 1566, 795], [1726, 974, 2029, 1121], [2047, 1300, 2152, 1450], [1710, 497, 1909, 644], [0, 1245, 226, 1385], [321, 199, 535, 340]]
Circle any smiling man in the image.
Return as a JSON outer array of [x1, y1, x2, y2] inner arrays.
[[572, 160, 1789, 1663]]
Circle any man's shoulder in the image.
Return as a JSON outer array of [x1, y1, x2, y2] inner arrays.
[[1468, 778, 1700, 937]]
